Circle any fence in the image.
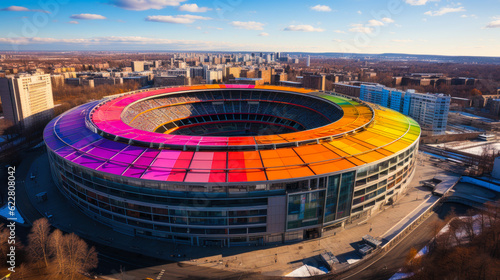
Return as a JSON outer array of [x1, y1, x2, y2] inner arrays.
[[381, 197, 441, 251]]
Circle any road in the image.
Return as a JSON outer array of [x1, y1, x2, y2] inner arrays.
[[5, 149, 45, 226], [94, 244, 268, 280], [331, 202, 471, 280]]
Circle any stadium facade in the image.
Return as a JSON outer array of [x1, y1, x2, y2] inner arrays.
[[44, 85, 420, 247]]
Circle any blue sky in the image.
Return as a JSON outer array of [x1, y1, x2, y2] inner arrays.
[[0, 0, 499, 56]]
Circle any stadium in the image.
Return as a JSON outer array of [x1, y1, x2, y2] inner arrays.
[[44, 85, 420, 247]]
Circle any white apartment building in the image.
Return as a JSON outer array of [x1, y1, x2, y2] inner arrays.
[[354, 83, 450, 135], [0, 74, 54, 128], [406, 92, 450, 135], [205, 69, 223, 84]]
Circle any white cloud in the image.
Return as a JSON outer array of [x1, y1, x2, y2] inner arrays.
[[392, 39, 414, 43], [146, 14, 211, 24], [258, 32, 269, 36], [229, 21, 265, 30], [333, 39, 344, 42], [382, 17, 395, 23], [461, 14, 477, 18], [110, 0, 186, 11], [367, 20, 384, 26], [68, 21, 79, 24], [178, 4, 211, 13], [485, 19, 500, 28], [0, 5, 50, 13], [350, 18, 394, 33], [357, 11, 362, 15], [404, 0, 439, 6], [349, 24, 373, 33], [333, 30, 346, 34], [424, 7, 465, 16], [283, 25, 324, 32], [310, 5, 331, 12], [0, 36, 282, 51], [70, 14, 106, 20]]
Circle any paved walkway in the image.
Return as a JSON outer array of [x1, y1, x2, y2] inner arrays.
[[19, 152, 455, 277]]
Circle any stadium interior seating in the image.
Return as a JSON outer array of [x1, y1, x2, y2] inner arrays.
[[122, 90, 343, 136]]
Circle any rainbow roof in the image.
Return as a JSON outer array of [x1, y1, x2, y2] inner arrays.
[[44, 85, 420, 184]]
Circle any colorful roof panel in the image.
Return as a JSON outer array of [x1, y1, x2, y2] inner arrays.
[[44, 85, 420, 184]]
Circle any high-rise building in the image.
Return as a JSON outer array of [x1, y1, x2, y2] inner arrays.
[[306, 55, 311, 67], [0, 74, 54, 128], [190, 67, 205, 78], [167, 68, 191, 78], [131, 61, 144, 72], [360, 83, 391, 108], [224, 66, 241, 79], [257, 67, 272, 84], [357, 83, 450, 135], [405, 92, 450, 135], [303, 73, 325, 91], [205, 69, 223, 84]]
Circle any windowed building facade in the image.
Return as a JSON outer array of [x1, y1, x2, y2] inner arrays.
[[358, 83, 449, 135]]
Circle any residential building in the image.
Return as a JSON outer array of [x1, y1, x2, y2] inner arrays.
[[131, 61, 144, 72], [205, 69, 223, 84], [0, 74, 54, 128], [190, 67, 205, 78], [303, 73, 326, 91], [167, 68, 191, 78], [406, 92, 450, 135], [225, 66, 241, 79], [334, 82, 361, 98], [154, 75, 191, 87], [338, 82, 450, 135]]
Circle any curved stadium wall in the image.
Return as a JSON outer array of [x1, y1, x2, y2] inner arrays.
[[44, 85, 420, 247]]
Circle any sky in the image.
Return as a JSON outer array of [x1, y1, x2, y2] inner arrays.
[[0, 0, 499, 56]]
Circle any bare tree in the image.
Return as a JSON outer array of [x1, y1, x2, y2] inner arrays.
[[404, 199, 500, 279], [462, 209, 477, 243], [61, 233, 98, 279], [49, 229, 65, 275], [27, 218, 51, 267]]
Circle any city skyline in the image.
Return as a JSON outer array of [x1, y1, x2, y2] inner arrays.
[[0, 0, 499, 56]]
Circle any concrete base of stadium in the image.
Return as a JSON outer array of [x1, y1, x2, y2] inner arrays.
[[18, 150, 459, 277]]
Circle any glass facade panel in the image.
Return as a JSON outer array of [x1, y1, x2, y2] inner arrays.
[[324, 174, 340, 223], [287, 190, 325, 229], [336, 171, 355, 220]]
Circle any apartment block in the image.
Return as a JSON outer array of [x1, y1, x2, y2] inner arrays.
[[338, 82, 450, 135], [0, 74, 54, 128]]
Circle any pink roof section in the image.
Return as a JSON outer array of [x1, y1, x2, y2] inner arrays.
[[92, 86, 260, 147]]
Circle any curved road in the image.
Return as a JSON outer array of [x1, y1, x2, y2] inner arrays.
[[330, 202, 470, 280]]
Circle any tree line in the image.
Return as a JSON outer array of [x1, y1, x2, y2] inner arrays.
[[403, 202, 500, 279], [0, 218, 98, 280], [52, 81, 141, 116]]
